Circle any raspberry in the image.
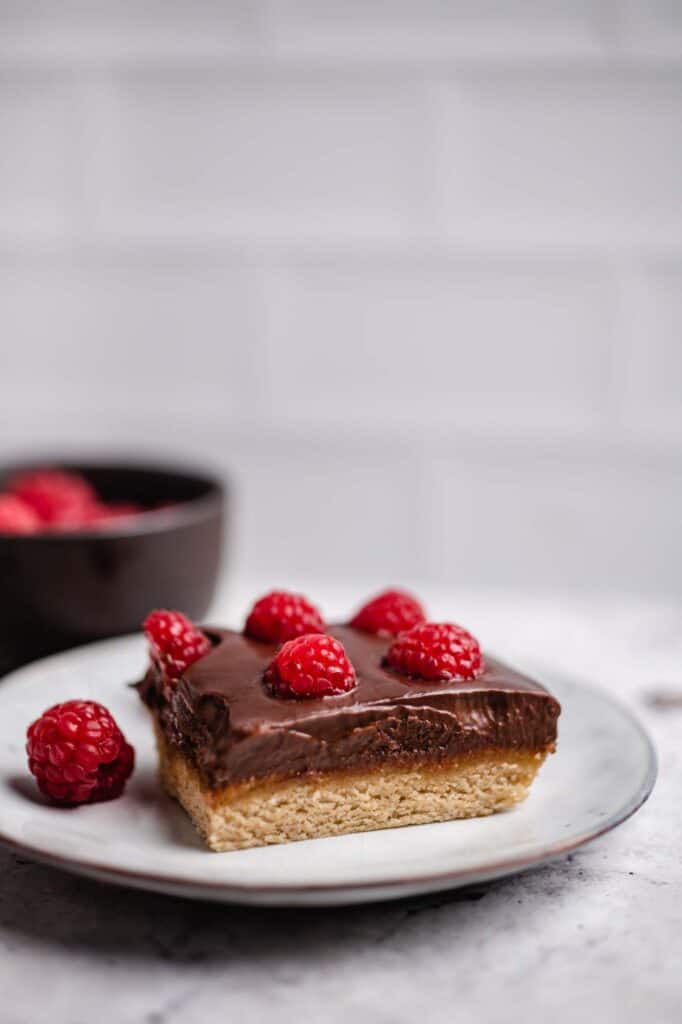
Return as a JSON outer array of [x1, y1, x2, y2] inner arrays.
[[245, 590, 325, 644], [265, 633, 356, 699], [143, 609, 210, 680], [386, 621, 484, 682], [0, 494, 41, 534], [10, 469, 98, 528], [350, 588, 426, 637], [26, 700, 134, 806], [90, 735, 135, 802]]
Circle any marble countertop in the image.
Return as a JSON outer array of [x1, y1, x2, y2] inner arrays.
[[1, 582, 680, 1024]]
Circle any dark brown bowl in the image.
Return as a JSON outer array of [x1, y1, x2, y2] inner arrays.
[[0, 460, 226, 675]]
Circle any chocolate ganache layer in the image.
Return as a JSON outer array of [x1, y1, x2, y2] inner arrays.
[[137, 625, 561, 789]]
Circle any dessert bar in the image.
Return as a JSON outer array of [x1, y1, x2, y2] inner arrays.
[[137, 593, 560, 851]]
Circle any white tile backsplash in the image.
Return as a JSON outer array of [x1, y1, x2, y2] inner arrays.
[[265, 0, 604, 61], [621, 1, 682, 55], [95, 74, 420, 243], [431, 72, 682, 244], [621, 260, 682, 436], [428, 447, 682, 592], [266, 261, 613, 432], [1, 0, 682, 596], [0, 72, 78, 236], [0, 260, 267, 419], [224, 441, 426, 582], [0, 1, 259, 61]]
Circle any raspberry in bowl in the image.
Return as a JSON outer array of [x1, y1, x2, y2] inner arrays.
[[0, 460, 225, 673]]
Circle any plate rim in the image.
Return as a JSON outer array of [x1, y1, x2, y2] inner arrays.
[[0, 641, 658, 904]]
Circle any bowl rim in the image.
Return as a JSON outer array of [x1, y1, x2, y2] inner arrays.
[[0, 456, 226, 541]]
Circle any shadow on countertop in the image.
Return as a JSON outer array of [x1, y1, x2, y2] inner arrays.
[[0, 844, 581, 966]]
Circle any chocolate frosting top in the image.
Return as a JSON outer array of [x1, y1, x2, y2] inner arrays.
[[138, 625, 560, 788]]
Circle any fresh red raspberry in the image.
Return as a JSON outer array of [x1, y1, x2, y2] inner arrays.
[[386, 621, 484, 682], [245, 590, 325, 644], [0, 494, 41, 534], [10, 469, 98, 528], [26, 700, 135, 806], [90, 735, 135, 802], [143, 609, 210, 680], [265, 633, 356, 699], [350, 588, 426, 637]]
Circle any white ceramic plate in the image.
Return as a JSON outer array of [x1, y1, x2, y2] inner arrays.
[[0, 636, 656, 906]]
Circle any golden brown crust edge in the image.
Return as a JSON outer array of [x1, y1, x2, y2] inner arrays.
[[153, 724, 552, 852]]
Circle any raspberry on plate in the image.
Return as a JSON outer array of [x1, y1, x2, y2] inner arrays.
[[0, 494, 41, 534], [264, 633, 356, 699], [386, 621, 484, 682], [10, 469, 99, 528], [350, 588, 425, 637], [245, 590, 326, 645], [26, 700, 135, 806], [144, 609, 210, 680]]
